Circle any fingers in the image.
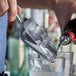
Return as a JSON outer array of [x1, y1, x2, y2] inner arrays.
[[17, 5, 22, 15], [8, 0, 17, 22], [0, 0, 21, 22], [8, 5, 21, 25], [0, 0, 9, 16]]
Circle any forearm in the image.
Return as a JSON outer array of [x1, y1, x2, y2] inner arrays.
[[17, 0, 55, 9]]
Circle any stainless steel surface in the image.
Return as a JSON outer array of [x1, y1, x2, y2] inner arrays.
[[16, 16, 57, 63], [16, 15, 23, 26]]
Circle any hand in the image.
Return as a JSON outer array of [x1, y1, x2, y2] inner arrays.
[[0, 0, 21, 22], [50, 0, 76, 33]]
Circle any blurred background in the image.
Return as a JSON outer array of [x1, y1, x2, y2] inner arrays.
[[5, 8, 76, 76]]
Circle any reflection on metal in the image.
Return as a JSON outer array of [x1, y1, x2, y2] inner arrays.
[[29, 58, 55, 76], [58, 52, 73, 76], [55, 57, 65, 76], [18, 17, 57, 63]]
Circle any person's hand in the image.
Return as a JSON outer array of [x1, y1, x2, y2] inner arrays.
[[0, 0, 21, 22], [50, 0, 76, 33]]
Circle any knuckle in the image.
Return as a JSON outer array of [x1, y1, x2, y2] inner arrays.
[[9, 8, 17, 17], [9, 0, 16, 3], [2, 5, 9, 13], [0, 0, 9, 16], [0, 6, 9, 16], [8, 10, 17, 21], [4, 6, 9, 11], [11, 12, 17, 19]]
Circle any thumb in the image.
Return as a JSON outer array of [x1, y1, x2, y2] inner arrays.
[[17, 5, 22, 15]]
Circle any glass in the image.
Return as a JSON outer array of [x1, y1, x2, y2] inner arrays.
[[28, 57, 56, 76]]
